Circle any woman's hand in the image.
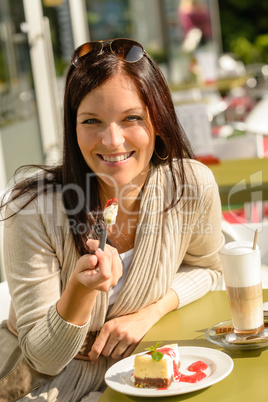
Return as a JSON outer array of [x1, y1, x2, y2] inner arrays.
[[88, 289, 179, 362], [88, 311, 149, 363], [74, 239, 123, 292], [57, 239, 122, 326]]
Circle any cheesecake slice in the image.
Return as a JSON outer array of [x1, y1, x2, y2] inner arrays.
[[134, 344, 180, 388]]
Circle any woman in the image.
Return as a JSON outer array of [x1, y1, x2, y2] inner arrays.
[[0, 38, 224, 401]]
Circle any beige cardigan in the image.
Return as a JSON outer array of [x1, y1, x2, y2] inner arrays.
[[2, 159, 224, 399]]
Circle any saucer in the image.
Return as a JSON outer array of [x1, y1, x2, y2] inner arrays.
[[205, 319, 268, 350]]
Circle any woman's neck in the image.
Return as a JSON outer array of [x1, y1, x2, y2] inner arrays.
[[98, 183, 144, 215]]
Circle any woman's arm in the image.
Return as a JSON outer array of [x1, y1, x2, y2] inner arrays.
[[4, 196, 122, 375], [88, 288, 179, 362], [57, 242, 122, 326]]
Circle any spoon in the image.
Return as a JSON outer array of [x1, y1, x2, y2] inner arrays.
[[226, 332, 268, 344], [99, 198, 118, 251]]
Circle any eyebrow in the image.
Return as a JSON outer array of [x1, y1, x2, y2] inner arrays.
[[77, 111, 99, 117], [77, 107, 145, 118], [124, 107, 145, 114]]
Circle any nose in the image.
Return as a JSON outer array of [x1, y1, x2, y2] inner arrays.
[[102, 123, 125, 149]]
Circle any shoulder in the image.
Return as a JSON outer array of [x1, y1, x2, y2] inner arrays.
[[164, 159, 219, 207], [4, 182, 65, 226], [160, 158, 216, 187], [182, 159, 216, 186]]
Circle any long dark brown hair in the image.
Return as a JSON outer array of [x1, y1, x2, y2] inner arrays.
[[0, 45, 194, 255]]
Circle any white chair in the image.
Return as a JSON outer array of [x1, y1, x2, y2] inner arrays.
[[0, 281, 10, 322], [245, 96, 268, 158]]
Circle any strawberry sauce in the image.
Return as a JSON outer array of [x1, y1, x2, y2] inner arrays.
[[157, 348, 177, 358], [155, 348, 208, 390], [173, 360, 207, 384], [188, 361, 208, 372], [104, 198, 118, 209]]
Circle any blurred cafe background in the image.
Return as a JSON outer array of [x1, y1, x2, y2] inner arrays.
[[1, 0, 268, 284]]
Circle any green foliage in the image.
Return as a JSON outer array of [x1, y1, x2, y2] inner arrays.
[[230, 37, 260, 65], [255, 35, 268, 64], [146, 48, 167, 64], [87, 12, 101, 25], [219, 0, 268, 65], [230, 35, 268, 65]]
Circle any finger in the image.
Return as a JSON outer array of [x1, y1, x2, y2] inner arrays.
[[80, 254, 99, 275], [95, 248, 112, 274], [101, 336, 121, 358], [88, 254, 98, 269], [78, 253, 108, 289], [86, 238, 100, 252], [121, 342, 138, 359], [107, 338, 134, 360], [88, 329, 110, 363]]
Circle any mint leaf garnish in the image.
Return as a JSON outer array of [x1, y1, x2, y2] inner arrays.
[[151, 350, 164, 361], [145, 342, 164, 362]]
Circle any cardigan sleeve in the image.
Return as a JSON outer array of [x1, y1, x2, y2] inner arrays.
[[170, 162, 225, 308], [4, 194, 90, 376]]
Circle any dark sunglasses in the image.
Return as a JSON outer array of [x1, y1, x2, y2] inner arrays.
[[71, 38, 146, 67]]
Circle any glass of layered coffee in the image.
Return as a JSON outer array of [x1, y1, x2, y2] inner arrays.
[[220, 241, 264, 335]]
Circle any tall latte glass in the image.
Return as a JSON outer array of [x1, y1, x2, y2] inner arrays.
[[220, 241, 264, 335]]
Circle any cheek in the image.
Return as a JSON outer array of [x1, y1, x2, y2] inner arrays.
[[76, 129, 94, 153], [133, 125, 155, 148]]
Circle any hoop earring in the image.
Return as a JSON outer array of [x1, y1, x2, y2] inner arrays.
[[154, 148, 168, 160]]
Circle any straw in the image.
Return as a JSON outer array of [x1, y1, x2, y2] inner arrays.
[[253, 229, 258, 250]]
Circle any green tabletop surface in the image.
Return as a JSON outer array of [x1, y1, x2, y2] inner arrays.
[[209, 157, 268, 206], [100, 290, 268, 402]]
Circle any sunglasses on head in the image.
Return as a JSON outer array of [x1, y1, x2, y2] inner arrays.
[[71, 38, 146, 67]]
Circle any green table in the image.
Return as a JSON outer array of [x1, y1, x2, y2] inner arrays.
[[100, 290, 268, 402], [209, 157, 268, 206]]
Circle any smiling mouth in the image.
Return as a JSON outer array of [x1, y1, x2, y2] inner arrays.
[[100, 152, 133, 162]]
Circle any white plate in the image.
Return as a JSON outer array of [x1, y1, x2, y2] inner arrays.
[[105, 346, 233, 398]]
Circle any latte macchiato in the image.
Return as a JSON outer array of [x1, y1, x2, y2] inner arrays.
[[225, 283, 264, 334], [220, 241, 264, 335]]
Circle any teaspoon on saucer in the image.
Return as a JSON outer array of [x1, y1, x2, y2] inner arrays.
[[226, 332, 268, 344]]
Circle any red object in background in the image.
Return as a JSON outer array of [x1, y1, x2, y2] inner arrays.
[[223, 93, 256, 123], [263, 137, 268, 157], [223, 204, 268, 224], [222, 208, 247, 224], [195, 155, 220, 165], [178, 1, 212, 41]]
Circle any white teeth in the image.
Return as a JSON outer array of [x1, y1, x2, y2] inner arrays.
[[102, 152, 131, 162]]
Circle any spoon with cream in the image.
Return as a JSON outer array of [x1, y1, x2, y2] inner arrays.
[[99, 198, 118, 251]]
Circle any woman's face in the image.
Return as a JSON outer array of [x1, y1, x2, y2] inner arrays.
[[76, 72, 155, 194]]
